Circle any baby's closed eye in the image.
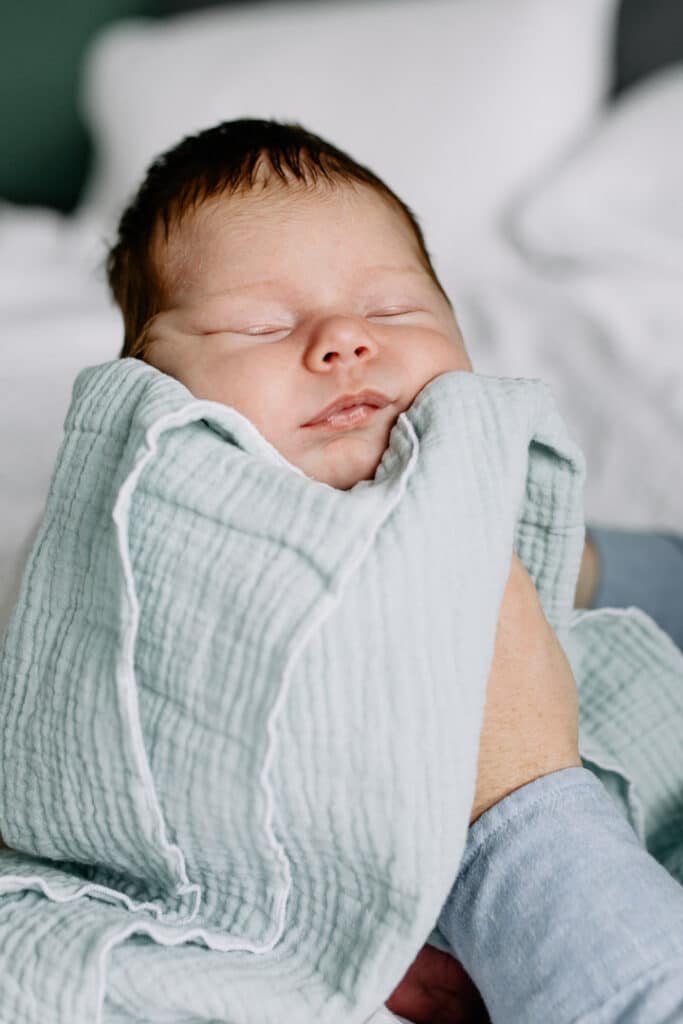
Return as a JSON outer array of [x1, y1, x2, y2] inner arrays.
[[237, 325, 292, 336], [202, 324, 292, 339], [365, 307, 436, 325], [367, 306, 418, 317]]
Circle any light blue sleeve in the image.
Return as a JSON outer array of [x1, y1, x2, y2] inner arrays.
[[437, 766, 683, 1023], [586, 525, 683, 651]]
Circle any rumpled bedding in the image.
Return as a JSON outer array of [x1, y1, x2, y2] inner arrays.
[[0, 359, 682, 1024]]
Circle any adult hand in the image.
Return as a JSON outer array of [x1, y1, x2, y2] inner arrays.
[[385, 942, 489, 1023], [471, 552, 581, 825]]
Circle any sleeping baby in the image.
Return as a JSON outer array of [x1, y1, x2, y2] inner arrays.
[[102, 117, 683, 1023], [2, 118, 682, 1024]]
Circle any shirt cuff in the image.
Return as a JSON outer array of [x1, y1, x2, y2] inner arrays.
[[437, 766, 683, 1024]]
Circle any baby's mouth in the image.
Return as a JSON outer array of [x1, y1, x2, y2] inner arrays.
[[303, 403, 383, 431], [302, 388, 392, 428]]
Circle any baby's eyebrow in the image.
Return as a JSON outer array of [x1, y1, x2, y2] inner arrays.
[[228, 266, 427, 294], [214, 279, 279, 295], [195, 266, 430, 311], [365, 265, 428, 277]]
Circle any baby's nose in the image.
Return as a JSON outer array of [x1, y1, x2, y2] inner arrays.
[[306, 314, 379, 366]]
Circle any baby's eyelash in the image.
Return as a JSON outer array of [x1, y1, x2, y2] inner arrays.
[[201, 326, 290, 340], [243, 326, 290, 335], [203, 326, 290, 336], [367, 308, 418, 318]]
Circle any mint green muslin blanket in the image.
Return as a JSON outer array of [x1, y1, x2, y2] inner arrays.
[[1, 359, 682, 1023]]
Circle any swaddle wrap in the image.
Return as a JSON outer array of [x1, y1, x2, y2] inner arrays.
[[0, 359, 682, 1023]]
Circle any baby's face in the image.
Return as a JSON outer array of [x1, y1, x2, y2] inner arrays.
[[145, 181, 472, 490]]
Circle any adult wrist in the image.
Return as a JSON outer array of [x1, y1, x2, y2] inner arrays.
[[468, 753, 583, 825]]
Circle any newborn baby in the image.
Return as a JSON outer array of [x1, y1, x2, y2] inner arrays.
[[0, 118, 582, 1021], [104, 120, 683, 1024], [109, 121, 473, 495], [103, 117, 587, 1020]]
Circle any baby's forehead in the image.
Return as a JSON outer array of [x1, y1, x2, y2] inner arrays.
[[152, 179, 330, 277], [153, 179, 419, 296], [184, 180, 397, 243]]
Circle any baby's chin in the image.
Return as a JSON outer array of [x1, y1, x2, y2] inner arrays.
[[297, 436, 389, 491]]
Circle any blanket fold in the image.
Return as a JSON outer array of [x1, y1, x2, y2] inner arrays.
[[1, 359, 681, 1024]]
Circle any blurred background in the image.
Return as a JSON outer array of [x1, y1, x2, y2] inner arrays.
[[2, 0, 683, 634], [2, 0, 683, 213]]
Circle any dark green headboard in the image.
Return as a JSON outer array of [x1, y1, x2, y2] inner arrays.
[[1, 0, 157, 213]]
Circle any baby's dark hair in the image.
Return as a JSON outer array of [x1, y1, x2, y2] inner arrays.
[[106, 118, 451, 359]]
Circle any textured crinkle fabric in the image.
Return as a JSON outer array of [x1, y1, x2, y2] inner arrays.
[[567, 607, 683, 877], [0, 359, 681, 1024]]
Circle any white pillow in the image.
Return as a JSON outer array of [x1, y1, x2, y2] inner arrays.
[[507, 64, 683, 271], [76, 0, 618, 281]]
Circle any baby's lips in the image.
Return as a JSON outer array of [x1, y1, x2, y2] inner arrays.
[[302, 388, 392, 426]]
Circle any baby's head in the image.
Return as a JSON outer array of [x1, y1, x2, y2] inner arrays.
[[107, 118, 472, 490]]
